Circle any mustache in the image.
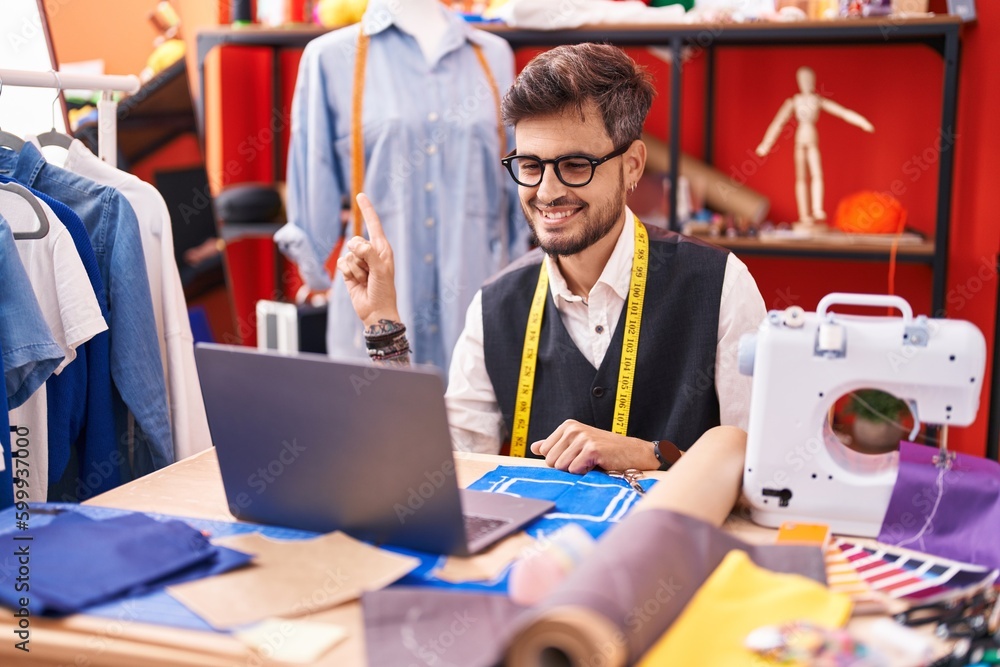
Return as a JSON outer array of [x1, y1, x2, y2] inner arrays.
[[530, 196, 586, 208]]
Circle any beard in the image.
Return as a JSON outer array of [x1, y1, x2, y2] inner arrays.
[[524, 169, 625, 257]]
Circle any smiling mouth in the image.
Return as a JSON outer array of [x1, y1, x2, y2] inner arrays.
[[535, 202, 584, 223], [539, 208, 577, 220]]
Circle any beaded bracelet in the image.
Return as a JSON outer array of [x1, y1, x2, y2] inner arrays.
[[367, 335, 411, 360], [369, 346, 411, 362]]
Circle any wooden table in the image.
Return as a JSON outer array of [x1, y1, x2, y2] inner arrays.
[[0, 450, 945, 666], [0, 451, 692, 666]]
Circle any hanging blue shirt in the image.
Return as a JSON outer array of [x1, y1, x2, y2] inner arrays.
[[275, 9, 529, 373], [0, 144, 173, 479], [0, 216, 64, 411], [0, 217, 64, 509], [0, 180, 119, 499]]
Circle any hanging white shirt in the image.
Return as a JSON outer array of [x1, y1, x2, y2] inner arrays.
[[445, 208, 767, 454], [58, 139, 213, 461], [3, 189, 107, 501]]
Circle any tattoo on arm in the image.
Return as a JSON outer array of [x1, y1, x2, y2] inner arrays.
[[365, 319, 405, 339]]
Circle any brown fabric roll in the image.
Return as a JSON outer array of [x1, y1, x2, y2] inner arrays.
[[505, 508, 827, 666]]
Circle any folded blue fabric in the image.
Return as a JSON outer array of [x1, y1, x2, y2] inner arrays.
[[0, 511, 247, 616], [136, 543, 253, 594]]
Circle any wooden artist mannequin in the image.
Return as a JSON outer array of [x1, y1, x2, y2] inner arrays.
[[755, 66, 875, 229], [369, 0, 450, 63]]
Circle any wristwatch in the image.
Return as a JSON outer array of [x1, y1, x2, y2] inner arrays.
[[652, 440, 682, 471]]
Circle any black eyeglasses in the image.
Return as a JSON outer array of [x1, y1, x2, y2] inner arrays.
[[501, 144, 630, 188]]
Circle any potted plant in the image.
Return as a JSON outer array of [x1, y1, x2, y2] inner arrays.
[[844, 389, 910, 453]]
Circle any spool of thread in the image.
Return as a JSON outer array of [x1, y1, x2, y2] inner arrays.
[[231, 0, 253, 24], [508, 523, 596, 607], [149, 1, 181, 34]]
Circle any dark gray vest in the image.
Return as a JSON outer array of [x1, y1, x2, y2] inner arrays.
[[482, 225, 728, 457]]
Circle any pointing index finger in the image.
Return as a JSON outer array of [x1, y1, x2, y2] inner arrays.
[[356, 193, 387, 245]]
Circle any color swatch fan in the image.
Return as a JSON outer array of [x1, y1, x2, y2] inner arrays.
[[834, 539, 998, 605]]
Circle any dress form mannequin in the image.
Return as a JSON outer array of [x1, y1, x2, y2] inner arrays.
[[368, 0, 449, 63], [278, 0, 524, 372], [755, 66, 875, 230]]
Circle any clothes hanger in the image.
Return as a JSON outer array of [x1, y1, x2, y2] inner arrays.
[[0, 181, 50, 240], [0, 75, 27, 151], [34, 71, 74, 150]]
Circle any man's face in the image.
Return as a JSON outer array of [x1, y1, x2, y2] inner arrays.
[[513, 103, 627, 257]]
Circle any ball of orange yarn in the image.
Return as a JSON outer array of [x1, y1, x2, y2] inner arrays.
[[834, 191, 907, 234]]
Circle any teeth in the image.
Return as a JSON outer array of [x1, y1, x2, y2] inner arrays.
[[540, 209, 575, 220]]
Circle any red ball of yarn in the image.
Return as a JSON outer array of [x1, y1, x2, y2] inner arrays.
[[834, 191, 907, 234]]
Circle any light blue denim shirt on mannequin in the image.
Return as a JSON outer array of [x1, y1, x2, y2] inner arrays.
[[275, 8, 529, 373], [0, 143, 173, 478]]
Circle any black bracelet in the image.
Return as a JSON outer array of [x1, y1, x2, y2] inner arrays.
[[366, 332, 407, 351]]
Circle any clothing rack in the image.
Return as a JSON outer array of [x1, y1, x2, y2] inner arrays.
[[0, 68, 141, 168]]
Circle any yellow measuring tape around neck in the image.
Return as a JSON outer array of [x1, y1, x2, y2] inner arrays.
[[325, 29, 504, 278], [510, 216, 649, 457]]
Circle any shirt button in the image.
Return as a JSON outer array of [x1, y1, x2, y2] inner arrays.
[[425, 217, 435, 228], [592, 386, 605, 398], [426, 144, 437, 155], [424, 253, 434, 264], [427, 112, 439, 122], [595, 325, 605, 334], [425, 182, 435, 192]]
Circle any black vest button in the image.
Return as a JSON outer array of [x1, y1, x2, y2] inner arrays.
[[592, 386, 605, 398]]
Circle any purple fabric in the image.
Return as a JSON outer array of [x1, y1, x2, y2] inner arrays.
[[878, 441, 1000, 570], [363, 588, 526, 667]]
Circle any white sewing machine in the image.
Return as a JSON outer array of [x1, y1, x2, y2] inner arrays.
[[738, 293, 987, 537]]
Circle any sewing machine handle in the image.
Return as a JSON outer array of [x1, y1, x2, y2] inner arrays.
[[816, 293, 913, 323]]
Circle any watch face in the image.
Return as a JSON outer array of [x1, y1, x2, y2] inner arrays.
[[653, 441, 670, 469]]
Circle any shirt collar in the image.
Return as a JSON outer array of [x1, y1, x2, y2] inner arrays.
[[546, 207, 637, 305], [361, 5, 479, 57], [0, 141, 46, 187]]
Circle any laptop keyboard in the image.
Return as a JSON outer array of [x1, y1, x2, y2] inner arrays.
[[463, 514, 511, 542]]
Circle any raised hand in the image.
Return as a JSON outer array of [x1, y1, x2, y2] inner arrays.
[[336, 193, 400, 327]]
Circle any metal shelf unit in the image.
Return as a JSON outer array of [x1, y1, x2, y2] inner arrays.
[[197, 17, 961, 313]]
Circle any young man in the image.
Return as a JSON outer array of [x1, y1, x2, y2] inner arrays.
[[338, 43, 766, 476]]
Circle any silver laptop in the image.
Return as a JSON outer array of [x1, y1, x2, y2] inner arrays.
[[194, 343, 553, 556]]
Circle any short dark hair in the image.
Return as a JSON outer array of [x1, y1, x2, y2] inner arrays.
[[501, 43, 655, 148]]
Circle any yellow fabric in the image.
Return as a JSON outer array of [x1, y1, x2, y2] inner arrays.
[[145, 39, 186, 77], [317, 0, 368, 28], [638, 550, 852, 666]]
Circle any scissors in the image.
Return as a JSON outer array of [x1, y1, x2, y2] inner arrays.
[[604, 469, 646, 496], [895, 585, 998, 640]]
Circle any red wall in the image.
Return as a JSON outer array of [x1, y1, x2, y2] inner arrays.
[[212, 11, 998, 455]]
